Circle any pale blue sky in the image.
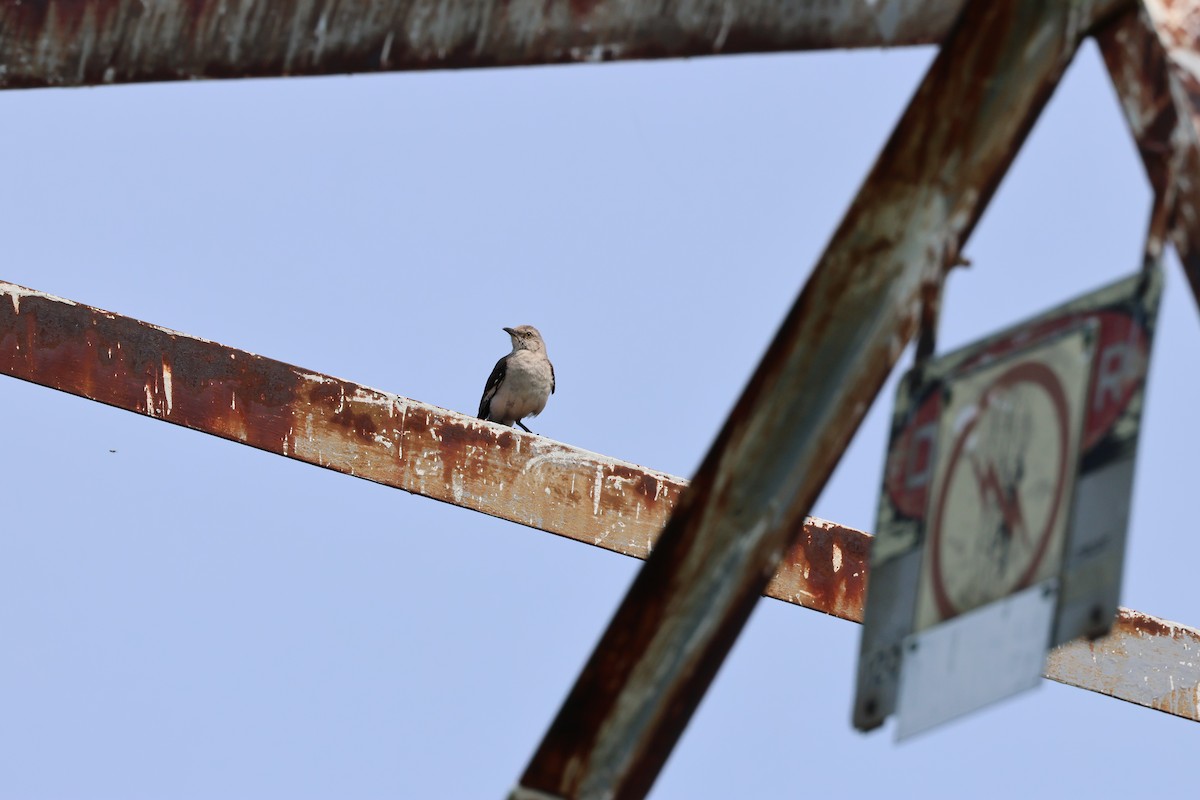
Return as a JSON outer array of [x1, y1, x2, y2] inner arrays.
[[2, 40, 1197, 798]]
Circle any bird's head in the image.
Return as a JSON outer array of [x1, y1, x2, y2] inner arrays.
[[504, 325, 546, 353]]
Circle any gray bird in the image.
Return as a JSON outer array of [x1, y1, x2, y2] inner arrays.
[[478, 325, 555, 433]]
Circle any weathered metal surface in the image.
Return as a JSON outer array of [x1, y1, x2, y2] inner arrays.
[[769, 517, 871, 623], [856, 269, 1163, 733], [1, 280, 1194, 728], [0, 279, 868, 621], [0, 0, 968, 90], [1143, 1, 1200, 130], [1098, 3, 1200, 307], [515, 3, 1128, 798], [1046, 608, 1200, 722]]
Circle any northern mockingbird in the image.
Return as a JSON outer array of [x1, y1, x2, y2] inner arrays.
[[478, 325, 555, 433]]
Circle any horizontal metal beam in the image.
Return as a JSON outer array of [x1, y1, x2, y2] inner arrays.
[[1098, 2, 1200, 309], [1047, 609, 1200, 721], [0, 0, 967, 90], [0, 279, 867, 621], [1, 279, 1195, 725]]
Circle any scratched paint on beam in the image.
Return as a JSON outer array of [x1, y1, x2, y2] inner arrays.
[[2, 279, 1196, 727], [0, 279, 867, 621], [0, 0, 965, 90], [0, 280, 677, 555]]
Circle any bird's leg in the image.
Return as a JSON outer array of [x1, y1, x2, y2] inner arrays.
[[516, 421, 533, 433]]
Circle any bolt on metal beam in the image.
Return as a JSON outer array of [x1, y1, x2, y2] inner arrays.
[[513, 2, 1132, 798]]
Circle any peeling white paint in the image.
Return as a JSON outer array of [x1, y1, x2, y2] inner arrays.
[[605, 474, 632, 491], [567, 42, 625, 62], [161, 360, 173, 416], [297, 370, 338, 386], [348, 386, 398, 410], [592, 467, 603, 517], [1, 283, 80, 313], [380, 30, 394, 65], [143, 320, 218, 344]]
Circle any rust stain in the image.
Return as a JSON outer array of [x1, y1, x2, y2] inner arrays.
[[0, 280, 693, 585], [1114, 607, 1199, 641], [768, 520, 870, 623], [0, 278, 867, 649]]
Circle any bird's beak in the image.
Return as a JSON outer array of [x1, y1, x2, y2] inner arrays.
[[502, 327, 516, 336]]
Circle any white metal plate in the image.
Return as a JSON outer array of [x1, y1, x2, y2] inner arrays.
[[895, 579, 1058, 740]]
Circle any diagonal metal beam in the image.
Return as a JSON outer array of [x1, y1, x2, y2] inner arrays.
[[3, 278, 1197, 727], [513, 2, 1131, 798], [1097, 1, 1200, 309], [0, 0, 968, 90]]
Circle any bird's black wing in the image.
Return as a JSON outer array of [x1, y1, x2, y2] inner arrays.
[[478, 355, 507, 419], [550, 360, 556, 394]]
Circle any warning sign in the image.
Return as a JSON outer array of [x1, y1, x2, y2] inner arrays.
[[853, 268, 1161, 738]]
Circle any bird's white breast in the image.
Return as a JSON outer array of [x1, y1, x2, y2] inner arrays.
[[492, 350, 553, 421]]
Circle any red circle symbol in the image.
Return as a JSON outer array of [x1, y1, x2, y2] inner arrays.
[[928, 361, 1071, 620]]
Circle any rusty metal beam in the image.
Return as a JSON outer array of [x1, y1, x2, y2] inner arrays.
[[2, 278, 1196, 727], [514, 3, 1131, 798], [0, 0, 969, 90], [0, 279, 867, 622], [1098, 2, 1200, 309], [1047, 609, 1200, 721]]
